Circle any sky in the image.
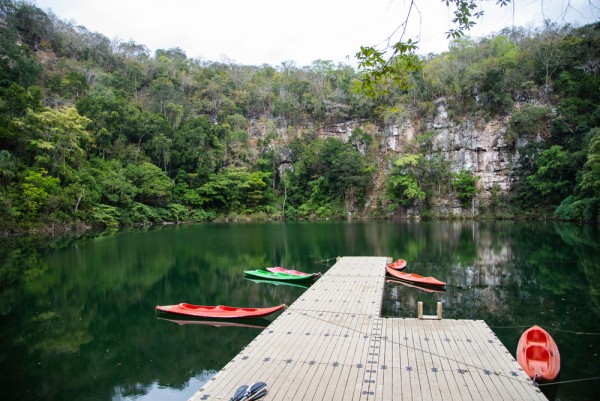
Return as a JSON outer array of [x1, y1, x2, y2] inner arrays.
[[34, 0, 600, 67]]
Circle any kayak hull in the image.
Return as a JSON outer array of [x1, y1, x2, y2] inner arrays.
[[517, 325, 560, 382], [386, 266, 446, 287], [155, 303, 286, 319], [266, 267, 321, 276], [244, 269, 319, 281]]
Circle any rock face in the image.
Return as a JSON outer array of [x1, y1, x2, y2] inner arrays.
[[388, 99, 521, 195], [249, 98, 537, 216]]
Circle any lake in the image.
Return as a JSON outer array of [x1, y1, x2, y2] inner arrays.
[[0, 221, 599, 401]]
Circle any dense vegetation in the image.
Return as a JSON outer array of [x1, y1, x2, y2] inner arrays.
[[0, 0, 598, 233]]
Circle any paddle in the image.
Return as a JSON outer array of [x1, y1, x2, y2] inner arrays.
[[230, 384, 249, 401], [242, 382, 268, 401]]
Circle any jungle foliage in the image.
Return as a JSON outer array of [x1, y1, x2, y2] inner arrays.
[[0, 0, 598, 231]]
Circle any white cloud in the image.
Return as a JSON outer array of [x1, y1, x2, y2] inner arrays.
[[34, 0, 599, 66]]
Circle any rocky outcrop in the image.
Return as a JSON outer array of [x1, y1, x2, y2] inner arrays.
[[248, 98, 542, 217]]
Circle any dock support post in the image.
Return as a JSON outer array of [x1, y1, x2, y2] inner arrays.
[[417, 301, 443, 320]]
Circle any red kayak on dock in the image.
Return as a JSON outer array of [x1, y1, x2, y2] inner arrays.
[[386, 266, 446, 287], [387, 259, 407, 270], [155, 303, 286, 319], [517, 325, 560, 382]]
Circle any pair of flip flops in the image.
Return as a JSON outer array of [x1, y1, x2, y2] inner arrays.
[[230, 382, 268, 401]]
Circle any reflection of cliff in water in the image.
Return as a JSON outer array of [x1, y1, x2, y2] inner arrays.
[[383, 223, 518, 320], [383, 261, 520, 322], [383, 222, 600, 331]]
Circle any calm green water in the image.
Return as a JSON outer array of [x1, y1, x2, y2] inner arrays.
[[0, 221, 599, 401]]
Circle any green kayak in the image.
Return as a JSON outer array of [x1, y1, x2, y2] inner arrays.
[[243, 269, 319, 282]]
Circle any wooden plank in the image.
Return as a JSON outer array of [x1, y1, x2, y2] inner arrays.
[[434, 319, 479, 401], [412, 316, 442, 401], [319, 321, 363, 401], [340, 315, 374, 401], [419, 320, 457, 401], [305, 311, 351, 401], [444, 319, 505, 401], [448, 319, 533, 401], [462, 320, 546, 401], [372, 316, 392, 401], [259, 311, 329, 400]]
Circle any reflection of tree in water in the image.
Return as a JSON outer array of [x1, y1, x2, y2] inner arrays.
[[0, 227, 301, 401], [1, 222, 599, 401]]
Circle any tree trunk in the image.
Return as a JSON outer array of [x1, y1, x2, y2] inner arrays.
[[281, 186, 287, 221], [75, 188, 84, 212]]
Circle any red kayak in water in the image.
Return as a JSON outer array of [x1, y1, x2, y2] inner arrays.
[[155, 303, 286, 319], [387, 259, 407, 270], [386, 266, 446, 286], [517, 325, 560, 382]]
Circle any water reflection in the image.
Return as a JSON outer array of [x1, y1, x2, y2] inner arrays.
[[0, 221, 598, 401]]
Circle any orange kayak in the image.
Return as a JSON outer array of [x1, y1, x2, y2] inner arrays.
[[517, 325, 560, 382], [155, 303, 286, 319], [386, 266, 446, 286], [387, 259, 407, 270]]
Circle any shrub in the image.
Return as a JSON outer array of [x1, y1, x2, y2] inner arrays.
[[452, 170, 479, 208], [167, 203, 189, 222], [506, 105, 551, 145], [554, 196, 599, 222], [91, 204, 120, 228], [191, 209, 216, 222]]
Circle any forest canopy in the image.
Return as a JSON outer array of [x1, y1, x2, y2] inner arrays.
[[0, 0, 598, 232]]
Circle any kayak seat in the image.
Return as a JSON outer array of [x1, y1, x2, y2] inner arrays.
[[217, 306, 239, 311], [525, 345, 550, 373], [526, 329, 548, 345], [180, 303, 200, 309]]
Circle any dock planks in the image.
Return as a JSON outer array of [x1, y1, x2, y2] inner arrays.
[[188, 257, 547, 401]]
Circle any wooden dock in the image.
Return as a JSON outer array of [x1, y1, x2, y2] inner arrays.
[[189, 257, 547, 401]]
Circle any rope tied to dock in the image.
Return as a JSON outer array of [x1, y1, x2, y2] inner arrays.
[[489, 325, 600, 336], [287, 307, 533, 385], [536, 376, 600, 386], [314, 257, 337, 265]]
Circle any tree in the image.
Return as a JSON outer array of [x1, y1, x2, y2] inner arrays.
[[579, 129, 600, 197], [452, 169, 479, 208], [387, 154, 426, 207], [0, 9, 42, 88], [18, 168, 60, 223], [14, 107, 92, 180], [527, 145, 573, 205], [92, 158, 138, 207], [198, 167, 270, 212], [0, 149, 17, 185], [125, 162, 173, 205], [356, 0, 513, 97]]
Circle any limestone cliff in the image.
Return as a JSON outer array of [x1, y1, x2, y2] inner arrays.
[[248, 99, 543, 218]]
